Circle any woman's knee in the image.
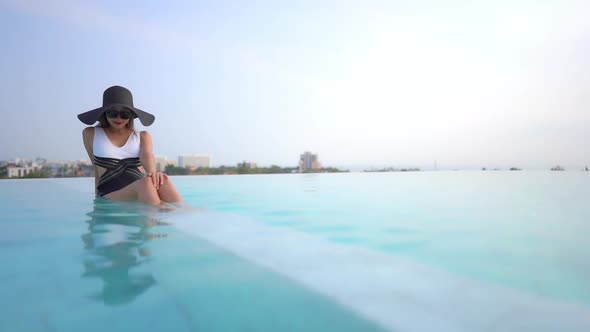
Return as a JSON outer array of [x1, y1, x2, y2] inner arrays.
[[159, 177, 175, 189], [157, 178, 182, 203], [138, 177, 156, 190], [136, 178, 159, 198]]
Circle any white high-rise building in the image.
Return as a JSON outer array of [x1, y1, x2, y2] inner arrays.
[[178, 154, 212, 168], [299, 151, 321, 172]]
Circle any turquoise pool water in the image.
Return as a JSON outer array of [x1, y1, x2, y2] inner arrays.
[[1, 172, 589, 331]]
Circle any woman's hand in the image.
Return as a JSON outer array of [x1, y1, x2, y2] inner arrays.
[[147, 172, 168, 190]]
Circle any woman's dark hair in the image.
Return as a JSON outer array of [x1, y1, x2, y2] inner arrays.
[[97, 112, 135, 129]]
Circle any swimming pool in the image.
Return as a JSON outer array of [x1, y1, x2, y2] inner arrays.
[[1, 172, 589, 331]]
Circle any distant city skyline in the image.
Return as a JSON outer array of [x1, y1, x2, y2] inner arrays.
[[2, 154, 587, 173], [1, 1, 588, 169]]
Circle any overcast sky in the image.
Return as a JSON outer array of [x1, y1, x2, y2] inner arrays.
[[1, 0, 588, 169]]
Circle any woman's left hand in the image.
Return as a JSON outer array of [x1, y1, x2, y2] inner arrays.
[[147, 172, 168, 190]]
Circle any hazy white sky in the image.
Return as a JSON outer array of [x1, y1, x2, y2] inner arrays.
[[1, 0, 588, 169]]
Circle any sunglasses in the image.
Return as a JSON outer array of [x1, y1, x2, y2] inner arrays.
[[105, 109, 133, 120]]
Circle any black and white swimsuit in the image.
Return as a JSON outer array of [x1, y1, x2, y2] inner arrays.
[[93, 127, 144, 197]]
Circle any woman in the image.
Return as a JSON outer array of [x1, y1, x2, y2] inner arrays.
[[78, 85, 182, 205]]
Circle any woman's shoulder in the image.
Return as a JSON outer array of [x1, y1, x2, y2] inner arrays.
[[82, 126, 95, 137], [138, 130, 152, 146]]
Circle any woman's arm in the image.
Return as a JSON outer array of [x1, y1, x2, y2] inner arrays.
[[140, 131, 165, 190], [82, 127, 98, 193]]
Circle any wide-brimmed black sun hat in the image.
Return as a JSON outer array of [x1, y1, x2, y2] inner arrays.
[[77, 86, 155, 126]]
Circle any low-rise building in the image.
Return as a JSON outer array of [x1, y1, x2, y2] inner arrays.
[[7, 162, 41, 178], [241, 161, 258, 169], [155, 156, 178, 172], [178, 154, 211, 169]]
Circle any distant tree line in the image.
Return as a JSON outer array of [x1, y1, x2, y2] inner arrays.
[[22, 167, 53, 178], [164, 164, 346, 176]]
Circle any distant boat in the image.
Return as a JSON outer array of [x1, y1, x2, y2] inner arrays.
[[550, 165, 565, 171]]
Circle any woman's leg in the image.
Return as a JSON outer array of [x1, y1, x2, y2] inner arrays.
[[156, 177, 182, 203], [104, 178, 161, 205]]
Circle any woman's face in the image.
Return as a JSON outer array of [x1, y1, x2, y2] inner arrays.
[[105, 108, 132, 129]]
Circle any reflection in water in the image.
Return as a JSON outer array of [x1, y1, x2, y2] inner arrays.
[[81, 198, 170, 306], [301, 173, 319, 193]]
